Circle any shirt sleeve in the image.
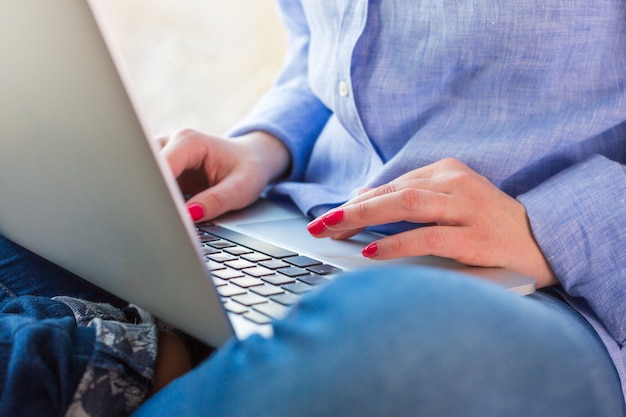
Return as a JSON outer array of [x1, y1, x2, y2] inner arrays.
[[518, 154, 626, 344], [227, 0, 332, 182]]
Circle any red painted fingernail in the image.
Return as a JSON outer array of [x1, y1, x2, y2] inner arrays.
[[307, 219, 326, 235], [321, 209, 344, 226], [362, 242, 378, 258], [187, 203, 205, 222]]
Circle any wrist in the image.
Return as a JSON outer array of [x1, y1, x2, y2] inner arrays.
[[234, 131, 291, 183]]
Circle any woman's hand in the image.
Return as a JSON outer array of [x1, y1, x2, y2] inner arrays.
[[307, 158, 557, 288], [160, 129, 290, 222]]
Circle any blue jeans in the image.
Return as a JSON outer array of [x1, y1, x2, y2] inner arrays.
[[135, 268, 626, 417], [0, 236, 157, 417], [1, 235, 624, 416]]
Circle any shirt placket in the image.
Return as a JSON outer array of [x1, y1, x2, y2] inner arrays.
[[333, 0, 374, 152]]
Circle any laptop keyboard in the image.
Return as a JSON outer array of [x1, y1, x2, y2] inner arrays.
[[196, 223, 343, 325]]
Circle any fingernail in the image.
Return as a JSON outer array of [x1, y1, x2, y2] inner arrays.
[[187, 203, 205, 222], [362, 242, 378, 258], [321, 209, 344, 226], [307, 219, 326, 235]]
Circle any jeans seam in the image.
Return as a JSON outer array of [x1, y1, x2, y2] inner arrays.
[[0, 280, 17, 298]]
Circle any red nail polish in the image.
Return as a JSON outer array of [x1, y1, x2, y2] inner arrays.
[[321, 210, 344, 226], [307, 219, 326, 235], [362, 242, 378, 258], [187, 203, 204, 222]]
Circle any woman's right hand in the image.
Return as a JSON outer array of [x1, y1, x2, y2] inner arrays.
[[159, 129, 291, 222]]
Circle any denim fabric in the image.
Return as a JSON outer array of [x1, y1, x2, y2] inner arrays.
[[1, 236, 624, 415], [135, 267, 625, 417], [0, 236, 158, 417], [0, 296, 95, 417]]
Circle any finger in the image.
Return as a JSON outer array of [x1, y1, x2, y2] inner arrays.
[[362, 226, 488, 267], [330, 229, 364, 241], [388, 162, 438, 183], [375, 158, 477, 196], [386, 157, 470, 184], [341, 177, 442, 209], [160, 130, 209, 179], [309, 188, 460, 238], [382, 157, 464, 186], [339, 158, 473, 211], [154, 136, 169, 149], [185, 168, 265, 221]]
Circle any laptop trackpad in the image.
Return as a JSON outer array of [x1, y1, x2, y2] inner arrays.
[[237, 218, 378, 259]]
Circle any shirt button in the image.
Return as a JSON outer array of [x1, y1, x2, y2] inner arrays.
[[338, 80, 349, 97]]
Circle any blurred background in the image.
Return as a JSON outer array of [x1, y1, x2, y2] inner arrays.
[[97, 0, 286, 138]]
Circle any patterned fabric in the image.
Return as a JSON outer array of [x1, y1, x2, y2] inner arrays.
[[54, 297, 158, 417]]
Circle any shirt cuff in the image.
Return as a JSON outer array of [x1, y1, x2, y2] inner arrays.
[[518, 154, 626, 343], [227, 84, 331, 182]]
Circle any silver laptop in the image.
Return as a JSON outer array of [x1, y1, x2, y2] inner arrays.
[[0, 1, 535, 347]]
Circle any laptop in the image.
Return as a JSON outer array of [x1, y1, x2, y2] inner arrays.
[[0, 1, 535, 347]]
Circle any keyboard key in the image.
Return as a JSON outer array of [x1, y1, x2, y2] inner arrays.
[[230, 277, 264, 288], [277, 266, 310, 277], [243, 310, 272, 325], [212, 277, 228, 287], [271, 292, 301, 306], [208, 240, 237, 249], [232, 293, 268, 306], [217, 284, 247, 297], [251, 284, 284, 297], [241, 252, 271, 262], [201, 246, 221, 255], [200, 225, 298, 258], [206, 260, 226, 271], [223, 300, 249, 314], [298, 274, 330, 286], [307, 264, 343, 275], [253, 302, 289, 320], [207, 253, 237, 263], [242, 266, 275, 277], [259, 259, 290, 270], [284, 255, 321, 268], [213, 268, 244, 280], [224, 246, 253, 255], [224, 259, 256, 270], [262, 274, 296, 286], [282, 281, 313, 294]]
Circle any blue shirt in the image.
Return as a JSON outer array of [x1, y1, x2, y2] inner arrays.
[[230, 0, 626, 397]]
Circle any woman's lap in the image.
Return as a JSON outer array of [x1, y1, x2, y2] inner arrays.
[[1, 235, 623, 416], [135, 266, 625, 417]]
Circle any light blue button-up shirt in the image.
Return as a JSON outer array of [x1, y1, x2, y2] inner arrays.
[[231, 0, 626, 397]]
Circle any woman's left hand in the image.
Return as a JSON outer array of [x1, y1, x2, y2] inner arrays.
[[307, 158, 558, 288]]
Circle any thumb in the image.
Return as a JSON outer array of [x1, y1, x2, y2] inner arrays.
[[184, 172, 264, 222]]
